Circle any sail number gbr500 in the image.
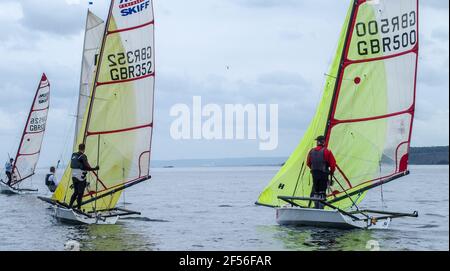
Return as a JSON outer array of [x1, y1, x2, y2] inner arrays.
[[355, 11, 417, 56], [107, 46, 153, 81]]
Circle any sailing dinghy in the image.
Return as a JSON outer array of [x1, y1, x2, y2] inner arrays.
[[39, 1, 155, 225], [1, 74, 50, 195], [256, 0, 420, 229]]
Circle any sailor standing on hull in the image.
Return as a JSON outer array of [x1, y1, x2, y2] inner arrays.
[[4, 158, 14, 186], [69, 144, 99, 210], [307, 136, 336, 209]]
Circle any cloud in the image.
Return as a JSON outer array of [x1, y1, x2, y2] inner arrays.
[[19, 0, 85, 36], [432, 27, 449, 43], [230, 0, 302, 8], [421, 0, 450, 9], [0, 2, 23, 22]]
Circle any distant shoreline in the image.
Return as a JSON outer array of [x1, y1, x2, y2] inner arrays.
[[38, 146, 449, 169], [150, 146, 449, 168]]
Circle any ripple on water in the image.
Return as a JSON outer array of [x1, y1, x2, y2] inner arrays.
[[416, 224, 440, 229], [121, 217, 170, 223], [424, 213, 446, 218]]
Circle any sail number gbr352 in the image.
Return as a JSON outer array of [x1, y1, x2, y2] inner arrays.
[[107, 46, 153, 81]]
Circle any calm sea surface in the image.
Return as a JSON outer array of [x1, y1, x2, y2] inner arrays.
[[0, 165, 448, 251]]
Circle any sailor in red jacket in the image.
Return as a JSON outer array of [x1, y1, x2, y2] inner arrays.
[[307, 135, 337, 209]]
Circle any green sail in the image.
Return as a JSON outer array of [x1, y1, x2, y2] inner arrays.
[[257, 0, 419, 210]]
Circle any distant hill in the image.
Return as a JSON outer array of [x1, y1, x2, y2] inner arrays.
[[409, 146, 449, 165]]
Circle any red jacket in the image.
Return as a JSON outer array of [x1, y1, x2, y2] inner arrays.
[[307, 146, 337, 174]]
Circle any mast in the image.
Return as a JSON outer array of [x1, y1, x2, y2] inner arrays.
[[82, 3, 114, 146], [324, 0, 358, 140], [74, 11, 91, 146], [74, 10, 105, 148]]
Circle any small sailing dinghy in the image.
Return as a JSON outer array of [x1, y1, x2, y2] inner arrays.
[[39, 1, 155, 225], [1, 74, 50, 195], [256, 0, 420, 229]]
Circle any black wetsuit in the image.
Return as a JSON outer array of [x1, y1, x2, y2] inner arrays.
[[69, 152, 89, 209], [5, 172, 12, 185], [309, 148, 331, 209], [45, 173, 57, 193]]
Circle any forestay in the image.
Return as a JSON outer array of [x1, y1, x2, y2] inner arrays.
[[257, 0, 419, 210]]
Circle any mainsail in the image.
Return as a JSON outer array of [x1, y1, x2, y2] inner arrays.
[[53, 0, 155, 213], [257, 0, 419, 210], [11, 74, 51, 186]]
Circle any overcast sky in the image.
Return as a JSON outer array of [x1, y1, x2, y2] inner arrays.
[[0, 0, 448, 166]]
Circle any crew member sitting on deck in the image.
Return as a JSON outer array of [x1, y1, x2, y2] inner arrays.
[[307, 136, 336, 209], [5, 158, 14, 186], [69, 144, 99, 210], [45, 166, 58, 193]]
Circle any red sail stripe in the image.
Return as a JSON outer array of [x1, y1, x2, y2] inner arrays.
[[107, 20, 154, 35], [86, 123, 153, 136], [119, 0, 145, 9], [96, 72, 155, 87]]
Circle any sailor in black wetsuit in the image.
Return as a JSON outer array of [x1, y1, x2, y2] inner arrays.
[[69, 144, 99, 210], [45, 166, 58, 193], [4, 158, 14, 186]]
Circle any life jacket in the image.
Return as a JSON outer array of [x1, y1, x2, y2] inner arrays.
[[45, 173, 54, 186], [310, 148, 329, 174], [70, 152, 86, 170]]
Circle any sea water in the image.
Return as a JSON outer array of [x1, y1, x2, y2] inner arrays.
[[0, 165, 448, 251]]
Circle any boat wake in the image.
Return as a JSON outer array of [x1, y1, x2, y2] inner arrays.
[[121, 217, 170, 223]]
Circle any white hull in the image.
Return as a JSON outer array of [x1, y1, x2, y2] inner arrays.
[[53, 206, 119, 225], [0, 182, 20, 195], [276, 207, 391, 230], [0, 181, 38, 195]]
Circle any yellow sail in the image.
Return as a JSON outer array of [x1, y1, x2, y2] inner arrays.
[[54, 1, 155, 213]]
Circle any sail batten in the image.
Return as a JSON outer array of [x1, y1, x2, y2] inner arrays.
[[257, 0, 419, 210]]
